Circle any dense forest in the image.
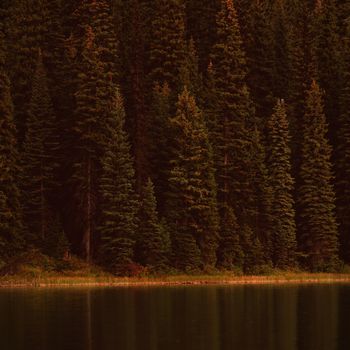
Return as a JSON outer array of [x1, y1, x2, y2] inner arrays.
[[0, 0, 349, 275]]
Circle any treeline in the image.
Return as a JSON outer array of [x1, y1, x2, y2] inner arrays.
[[0, 0, 349, 274]]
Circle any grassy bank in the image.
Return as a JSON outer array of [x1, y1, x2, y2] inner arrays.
[[1, 272, 350, 288], [1, 251, 350, 288]]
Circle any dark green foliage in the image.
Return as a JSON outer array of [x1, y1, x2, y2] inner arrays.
[[217, 206, 244, 270], [148, 0, 186, 92], [149, 83, 172, 213], [297, 81, 339, 272], [246, 127, 274, 263], [185, 0, 220, 72], [99, 90, 139, 275], [43, 214, 69, 260], [73, 0, 119, 82], [136, 178, 170, 272], [241, 224, 264, 275], [179, 38, 203, 99], [117, 0, 150, 190], [167, 88, 219, 270], [21, 53, 58, 247], [209, 0, 252, 215], [336, 23, 350, 263], [1, 0, 349, 274], [312, 0, 341, 138], [271, 1, 292, 101], [266, 100, 297, 268], [244, 0, 275, 123], [0, 33, 22, 260], [6, 0, 47, 142]]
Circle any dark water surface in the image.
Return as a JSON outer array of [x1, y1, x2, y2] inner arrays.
[[1, 284, 350, 350]]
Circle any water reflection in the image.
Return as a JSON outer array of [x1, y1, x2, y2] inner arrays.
[[0, 284, 349, 350]]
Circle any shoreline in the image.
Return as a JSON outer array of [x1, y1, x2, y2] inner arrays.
[[1, 273, 350, 288]]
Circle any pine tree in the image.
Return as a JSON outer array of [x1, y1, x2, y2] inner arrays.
[[167, 88, 219, 270], [312, 0, 341, 142], [21, 52, 58, 247], [266, 100, 296, 268], [246, 126, 274, 264], [6, 0, 47, 142], [336, 22, 350, 263], [0, 33, 22, 260], [271, 0, 293, 102], [73, 0, 119, 82], [209, 0, 253, 217], [217, 206, 244, 270], [241, 224, 264, 275], [243, 0, 275, 124], [185, 0, 220, 73], [99, 89, 139, 275], [149, 83, 172, 213], [136, 178, 170, 272], [148, 0, 186, 93], [297, 81, 339, 271], [71, 28, 108, 261], [117, 0, 150, 191]]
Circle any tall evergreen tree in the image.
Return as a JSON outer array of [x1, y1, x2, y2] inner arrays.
[[271, 0, 293, 101], [185, 0, 220, 73], [71, 28, 108, 261], [241, 224, 264, 275], [167, 88, 219, 270], [136, 178, 170, 272], [6, 0, 45, 142], [21, 52, 59, 247], [73, 0, 119, 82], [297, 81, 339, 271], [266, 99, 296, 268], [243, 0, 275, 124], [149, 83, 172, 213], [209, 0, 252, 218], [65, 0, 118, 259], [0, 32, 22, 260], [117, 0, 150, 191], [312, 0, 341, 142], [147, 0, 186, 93], [99, 89, 139, 275], [217, 206, 244, 270], [336, 22, 350, 263]]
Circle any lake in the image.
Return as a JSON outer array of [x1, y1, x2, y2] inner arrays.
[[0, 284, 349, 350]]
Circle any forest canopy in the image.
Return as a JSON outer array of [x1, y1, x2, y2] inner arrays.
[[0, 0, 349, 275]]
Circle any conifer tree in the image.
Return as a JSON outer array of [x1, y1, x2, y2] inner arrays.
[[312, 0, 340, 141], [99, 89, 139, 275], [271, 0, 293, 101], [336, 23, 350, 263], [217, 206, 244, 270], [148, 0, 186, 93], [167, 88, 219, 270], [21, 53, 58, 247], [241, 224, 264, 275], [246, 126, 274, 263], [243, 0, 275, 124], [266, 100, 296, 268], [117, 0, 150, 191], [0, 33, 22, 259], [209, 0, 252, 217], [136, 178, 170, 272], [179, 38, 203, 99], [6, 0, 44, 141], [73, 0, 119, 82], [185, 0, 220, 73], [71, 28, 108, 261], [149, 83, 172, 213], [297, 81, 339, 271]]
